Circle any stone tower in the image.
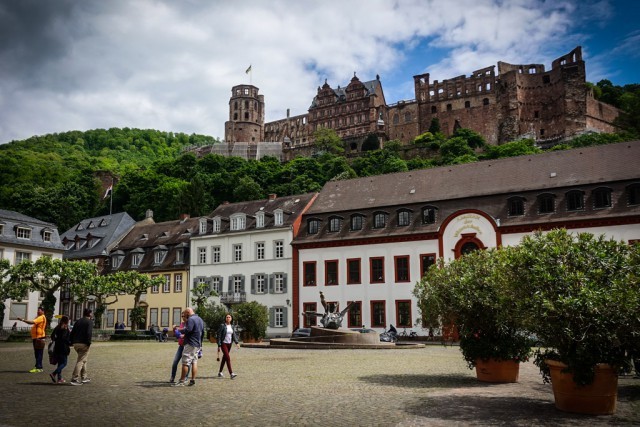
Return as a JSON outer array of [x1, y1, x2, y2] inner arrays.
[[224, 84, 265, 143]]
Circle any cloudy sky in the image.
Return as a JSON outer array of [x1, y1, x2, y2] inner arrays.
[[1, 0, 638, 145]]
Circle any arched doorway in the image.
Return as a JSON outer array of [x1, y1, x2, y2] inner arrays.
[[454, 233, 485, 259]]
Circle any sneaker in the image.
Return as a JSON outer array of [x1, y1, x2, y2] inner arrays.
[[188, 379, 196, 386], [29, 368, 41, 373], [49, 373, 56, 383], [230, 373, 237, 379], [217, 372, 224, 378], [57, 379, 66, 384], [81, 378, 91, 383], [70, 379, 83, 386], [171, 381, 185, 387]]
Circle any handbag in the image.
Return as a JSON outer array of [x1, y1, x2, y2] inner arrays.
[[49, 354, 58, 365], [48, 339, 56, 354], [34, 338, 46, 350]]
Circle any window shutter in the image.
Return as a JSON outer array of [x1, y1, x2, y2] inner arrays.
[[282, 273, 288, 293], [241, 275, 246, 292], [283, 307, 288, 328], [250, 275, 256, 294], [228, 276, 233, 292], [269, 307, 275, 327], [269, 274, 274, 294]]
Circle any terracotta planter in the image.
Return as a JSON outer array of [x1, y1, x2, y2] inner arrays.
[[475, 358, 520, 383], [546, 359, 618, 415]]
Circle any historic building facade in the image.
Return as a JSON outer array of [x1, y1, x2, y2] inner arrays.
[[220, 46, 618, 161], [104, 211, 197, 330], [190, 193, 317, 337], [291, 142, 640, 333], [0, 210, 65, 327]]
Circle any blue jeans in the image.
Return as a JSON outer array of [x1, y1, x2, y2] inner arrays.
[[171, 346, 190, 381], [53, 354, 68, 379]]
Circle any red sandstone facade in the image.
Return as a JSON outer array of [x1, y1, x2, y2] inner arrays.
[[223, 47, 619, 160]]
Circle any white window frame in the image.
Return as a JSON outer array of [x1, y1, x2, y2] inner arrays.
[[198, 247, 207, 264], [15, 251, 31, 264], [233, 244, 243, 262], [274, 240, 284, 259], [132, 253, 143, 267], [230, 214, 246, 231], [256, 242, 265, 260], [199, 219, 207, 234], [274, 273, 284, 293], [154, 250, 166, 265], [16, 227, 31, 239], [175, 249, 184, 264], [256, 274, 266, 294], [43, 230, 52, 242], [212, 246, 221, 263], [213, 218, 221, 232], [212, 276, 222, 293], [274, 307, 284, 327], [233, 276, 243, 293], [163, 274, 171, 293], [175, 273, 183, 292], [256, 212, 265, 228], [274, 210, 284, 226]]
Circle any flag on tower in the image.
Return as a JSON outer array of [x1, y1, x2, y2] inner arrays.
[[103, 184, 112, 200], [245, 65, 252, 74]]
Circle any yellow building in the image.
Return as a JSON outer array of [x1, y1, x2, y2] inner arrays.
[[104, 212, 198, 330]]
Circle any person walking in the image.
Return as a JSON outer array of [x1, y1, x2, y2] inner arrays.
[[216, 313, 240, 379], [169, 314, 191, 383], [49, 315, 71, 384], [69, 308, 93, 386], [17, 306, 47, 373], [172, 308, 204, 387]]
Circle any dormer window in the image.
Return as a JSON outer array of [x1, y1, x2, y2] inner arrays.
[[88, 221, 95, 229], [212, 217, 221, 232], [16, 227, 31, 239], [507, 197, 525, 216], [422, 206, 437, 224], [175, 248, 184, 264], [350, 214, 363, 231], [199, 219, 207, 234], [566, 190, 585, 211], [76, 223, 84, 231], [373, 212, 388, 229], [593, 187, 612, 209], [308, 219, 320, 235], [274, 210, 284, 226], [42, 230, 52, 242], [230, 214, 246, 231], [111, 252, 125, 268], [397, 210, 411, 226], [153, 247, 168, 265], [256, 212, 265, 228], [140, 233, 149, 240], [99, 219, 108, 227], [131, 250, 144, 267], [328, 217, 343, 232]]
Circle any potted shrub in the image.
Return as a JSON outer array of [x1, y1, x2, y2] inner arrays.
[[235, 301, 269, 343], [508, 229, 640, 414], [195, 301, 227, 343], [414, 248, 532, 383]]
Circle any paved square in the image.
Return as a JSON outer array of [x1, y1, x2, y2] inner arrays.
[[0, 341, 638, 426]]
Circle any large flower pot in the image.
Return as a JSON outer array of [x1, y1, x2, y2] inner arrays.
[[546, 360, 618, 415], [475, 358, 520, 383]]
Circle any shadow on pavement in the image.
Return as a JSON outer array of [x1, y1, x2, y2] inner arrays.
[[359, 373, 482, 389]]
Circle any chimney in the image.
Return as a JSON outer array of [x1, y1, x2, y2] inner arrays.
[[222, 201, 230, 205], [145, 209, 154, 219], [268, 194, 277, 201], [179, 213, 190, 222]]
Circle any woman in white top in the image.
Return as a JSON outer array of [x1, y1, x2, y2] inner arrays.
[[216, 314, 240, 379]]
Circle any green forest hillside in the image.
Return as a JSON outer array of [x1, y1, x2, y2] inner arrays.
[[1, 80, 638, 232]]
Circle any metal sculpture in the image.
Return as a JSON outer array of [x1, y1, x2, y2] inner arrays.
[[304, 291, 353, 329]]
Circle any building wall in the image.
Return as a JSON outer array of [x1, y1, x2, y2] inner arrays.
[[190, 228, 294, 337]]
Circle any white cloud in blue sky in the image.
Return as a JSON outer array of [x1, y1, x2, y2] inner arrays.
[[0, 0, 637, 144]]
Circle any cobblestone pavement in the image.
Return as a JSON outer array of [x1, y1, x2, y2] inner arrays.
[[0, 341, 638, 426]]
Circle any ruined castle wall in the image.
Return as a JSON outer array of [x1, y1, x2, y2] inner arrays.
[[264, 113, 311, 147], [387, 101, 419, 143], [586, 95, 620, 134]]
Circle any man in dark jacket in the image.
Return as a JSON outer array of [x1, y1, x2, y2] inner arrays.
[[69, 308, 93, 386]]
